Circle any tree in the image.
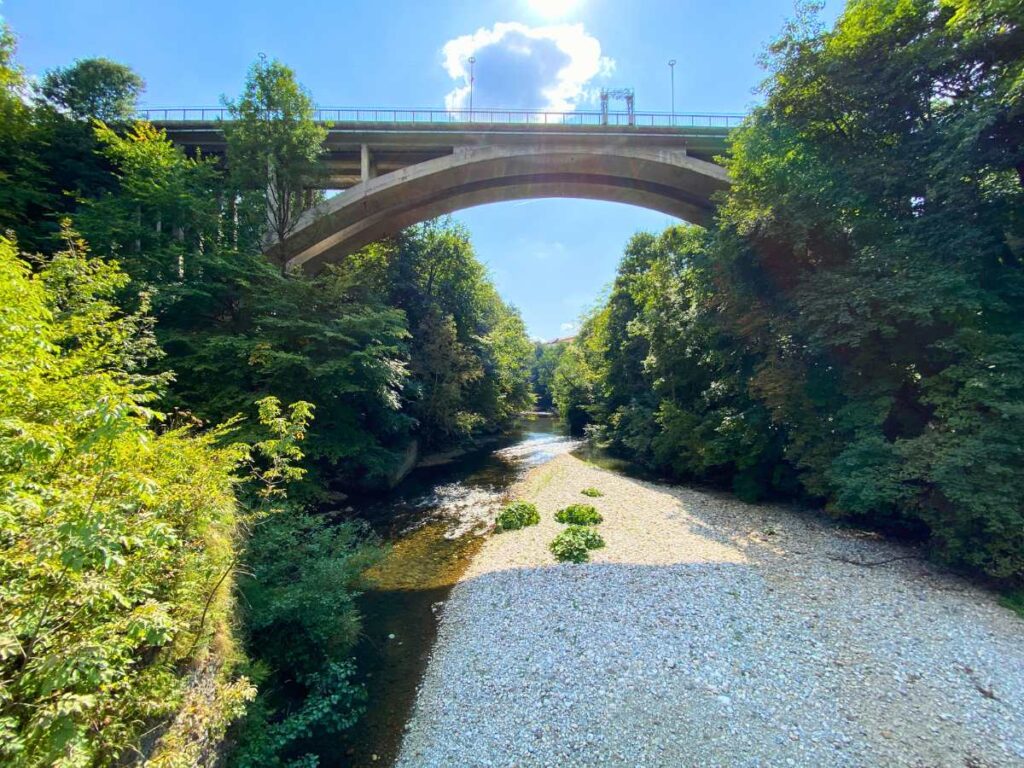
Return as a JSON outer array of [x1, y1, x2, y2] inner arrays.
[[337, 222, 536, 446], [74, 119, 413, 491], [572, 1, 1024, 578], [229, 512, 382, 768], [551, 316, 605, 435], [222, 56, 326, 244], [77, 121, 224, 281], [39, 58, 144, 122], [0, 23, 49, 243], [530, 341, 566, 411], [716, 0, 1024, 572], [0, 232, 255, 766]]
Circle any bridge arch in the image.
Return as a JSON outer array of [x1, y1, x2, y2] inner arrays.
[[267, 143, 730, 273]]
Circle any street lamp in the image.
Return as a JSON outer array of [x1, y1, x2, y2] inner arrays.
[[668, 59, 677, 125], [468, 56, 476, 118]]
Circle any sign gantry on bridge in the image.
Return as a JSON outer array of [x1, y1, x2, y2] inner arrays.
[[151, 107, 741, 273]]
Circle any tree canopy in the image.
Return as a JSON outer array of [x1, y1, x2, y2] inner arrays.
[[39, 57, 144, 122], [554, 0, 1024, 580]]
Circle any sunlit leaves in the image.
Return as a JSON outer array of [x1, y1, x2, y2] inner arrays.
[[0, 236, 245, 765]]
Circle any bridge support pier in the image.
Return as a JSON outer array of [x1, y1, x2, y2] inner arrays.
[[360, 144, 376, 183]]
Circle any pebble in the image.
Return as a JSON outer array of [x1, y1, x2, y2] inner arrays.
[[395, 455, 1024, 767]]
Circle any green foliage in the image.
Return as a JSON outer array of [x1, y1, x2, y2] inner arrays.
[[74, 120, 413, 492], [222, 56, 327, 242], [530, 341, 567, 410], [229, 661, 365, 768], [0, 233, 253, 766], [1000, 591, 1024, 619], [79, 120, 224, 278], [549, 526, 606, 563], [564, 0, 1024, 582], [229, 512, 382, 768], [580, 487, 604, 498], [39, 58, 144, 122], [0, 23, 51, 250], [718, 0, 1024, 575], [555, 504, 603, 526], [77, 119, 533, 483], [339, 222, 535, 448], [494, 501, 541, 532], [556, 227, 791, 501], [551, 340, 601, 434]]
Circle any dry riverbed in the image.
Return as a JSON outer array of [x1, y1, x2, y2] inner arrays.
[[395, 454, 1024, 767]]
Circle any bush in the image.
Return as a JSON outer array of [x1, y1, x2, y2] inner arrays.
[[581, 487, 604, 498], [555, 503, 603, 526], [495, 501, 541, 532], [230, 512, 382, 768], [549, 525, 606, 563], [0, 235, 256, 767], [1001, 591, 1024, 619]]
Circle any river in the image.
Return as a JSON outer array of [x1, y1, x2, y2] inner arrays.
[[334, 414, 579, 767]]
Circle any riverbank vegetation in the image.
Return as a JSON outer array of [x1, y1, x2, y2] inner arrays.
[[555, 504, 603, 526], [2, 0, 1022, 764], [0, 24, 532, 766], [549, 525, 606, 563], [495, 501, 541, 532], [552, 0, 1024, 585]]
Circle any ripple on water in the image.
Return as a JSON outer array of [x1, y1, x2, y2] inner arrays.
[[336, 416, 576, 768]]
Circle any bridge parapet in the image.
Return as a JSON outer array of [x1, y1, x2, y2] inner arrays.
[[139, 105, 746, 129]]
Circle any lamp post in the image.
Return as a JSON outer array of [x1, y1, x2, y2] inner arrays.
[[468, 56, 476, 119], [668, 59, 676, 126]]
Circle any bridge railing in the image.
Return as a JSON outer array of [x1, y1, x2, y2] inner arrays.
[[137, 106, 746, 128]]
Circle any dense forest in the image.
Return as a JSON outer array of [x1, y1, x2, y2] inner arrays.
[[553, 0, 1024, 585], [1, 0, 1022, 765], [0, 25, 532, 768]]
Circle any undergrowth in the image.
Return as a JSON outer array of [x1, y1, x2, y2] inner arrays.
[[555, 504, 603, 526], [495, 501, 541, 532], [550, 525, 606, 563]]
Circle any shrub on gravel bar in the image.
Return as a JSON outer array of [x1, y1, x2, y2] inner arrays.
[[581, 487, 604, 498], [550, 525, 606, 563], [495, 501, 541, 532], [555, 503, 603, 526]]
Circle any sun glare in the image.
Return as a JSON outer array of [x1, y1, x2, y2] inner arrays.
[[528, 0, 583, 20]]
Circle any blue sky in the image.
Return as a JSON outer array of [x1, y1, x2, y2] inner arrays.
[[2, 0, 842, 339]]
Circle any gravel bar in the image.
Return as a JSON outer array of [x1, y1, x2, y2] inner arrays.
[[395, 455, 1024, 767]]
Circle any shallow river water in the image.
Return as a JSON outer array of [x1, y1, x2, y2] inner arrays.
[[333, 415, 578, 767]]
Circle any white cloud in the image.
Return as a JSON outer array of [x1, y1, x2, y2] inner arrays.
[[560, 322, 580, 333], [442, 22, 614, 111]]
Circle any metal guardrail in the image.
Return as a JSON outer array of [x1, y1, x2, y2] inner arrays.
[[137, 106, 746, 128]]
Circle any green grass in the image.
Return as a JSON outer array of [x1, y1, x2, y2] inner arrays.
[[580, 487, 604, 498], [555, 503, 603, 526], [549, 525, 606, 563], [495, 501, 540, 532]]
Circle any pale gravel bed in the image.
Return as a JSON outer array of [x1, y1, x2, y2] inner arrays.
[[394, 455, 1024, 768]]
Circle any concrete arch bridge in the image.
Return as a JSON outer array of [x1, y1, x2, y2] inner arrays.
[[152, 107, 740, 273]]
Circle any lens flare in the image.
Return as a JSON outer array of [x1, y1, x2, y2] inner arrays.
[[528, 0, 583, 20]]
